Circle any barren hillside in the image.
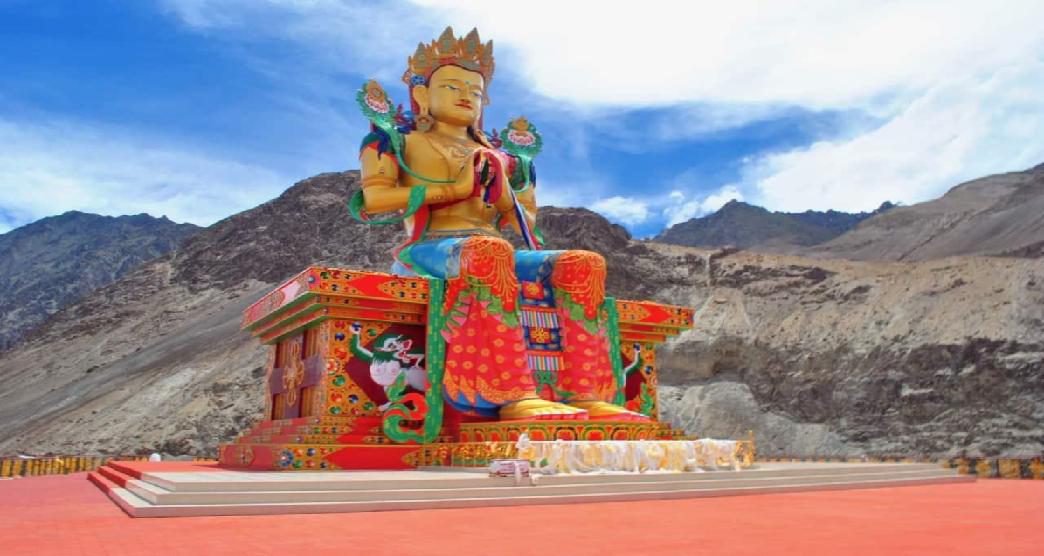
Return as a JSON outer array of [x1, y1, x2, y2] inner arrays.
[[807, 164, 1044, 261], [0, 212, 199, 351], [0, 172, 1040, 458]]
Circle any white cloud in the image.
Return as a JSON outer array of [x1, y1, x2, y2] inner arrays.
[[663, 185, 744, 227], [0, 117, 290, 230], [159, 0, 1044, 215], [415, 0, 1044, 211], [584, 183, 745, 228], [160, 0, 437, 83], [590, 196, 650, 226], [416, 1, 1044, 108], [701, 187, 743, 213], [747, 63, 1044, 211]]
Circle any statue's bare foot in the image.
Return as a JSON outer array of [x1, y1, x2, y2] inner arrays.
[[500, 398, 588, 421], [567, 400, 649, 421]]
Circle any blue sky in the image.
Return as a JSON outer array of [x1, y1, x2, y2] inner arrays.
[[2, 1, 1043, 238]]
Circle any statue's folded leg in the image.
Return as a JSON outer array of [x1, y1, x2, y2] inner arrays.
[[546, 250, 649, 421], [397, 236, 584, 420]]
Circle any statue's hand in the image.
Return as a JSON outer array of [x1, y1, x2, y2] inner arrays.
[[444, 154, 479, 201], [439, 150, 500, 204]]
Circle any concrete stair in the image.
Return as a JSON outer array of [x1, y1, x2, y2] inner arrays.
[[96, 464, 135, 487], [91, 462, 973, 518]]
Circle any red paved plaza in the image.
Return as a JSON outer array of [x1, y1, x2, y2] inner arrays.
[[1, 473, 1040, 555]]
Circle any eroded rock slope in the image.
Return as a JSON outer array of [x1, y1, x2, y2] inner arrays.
[[1, 172, 1040, 458]]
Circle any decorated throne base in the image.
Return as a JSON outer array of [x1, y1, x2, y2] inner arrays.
[[219, 266, 752, 471], [217, 415, 715, 471]]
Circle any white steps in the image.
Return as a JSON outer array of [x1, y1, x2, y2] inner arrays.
[[99, 462, 973, 518]]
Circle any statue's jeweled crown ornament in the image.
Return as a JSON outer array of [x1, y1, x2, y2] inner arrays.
[[402, 26, 495, 95]]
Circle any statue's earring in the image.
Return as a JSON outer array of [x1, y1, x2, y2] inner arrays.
[[415, 105, 434, 132]]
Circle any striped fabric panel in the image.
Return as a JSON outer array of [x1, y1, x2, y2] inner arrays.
[[520, 309, 560, 328], [527, 353, 562, 371]]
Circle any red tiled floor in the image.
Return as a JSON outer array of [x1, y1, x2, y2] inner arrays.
[[108, 460, 222, 477], [0, 473, 1040, 556]]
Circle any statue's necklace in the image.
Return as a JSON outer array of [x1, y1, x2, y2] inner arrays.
[[422, 133, 479, 172]]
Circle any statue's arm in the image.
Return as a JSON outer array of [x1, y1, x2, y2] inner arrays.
[[494, 117, 542, 237], [514, 184, 539, 234], [359, 142, 405, 213], [495, 156, 538, 234], [359, 133, 473, 214]]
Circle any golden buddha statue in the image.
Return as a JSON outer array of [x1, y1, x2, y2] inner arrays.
[[352, 26, 645, 422]]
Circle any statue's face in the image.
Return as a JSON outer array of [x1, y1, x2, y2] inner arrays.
[[423, 64, 485, 127]]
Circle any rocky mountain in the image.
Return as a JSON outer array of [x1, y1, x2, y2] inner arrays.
[[0, 171, 1040, 459], [656, 200, 890, 251], [790, 202, 897, 235], [0, 211, 200, 351], [807, 164, 1044, 261], [654, 246, 1043, 457]]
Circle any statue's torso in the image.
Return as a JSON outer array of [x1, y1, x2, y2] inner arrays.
[[403, 132, 499, 237]]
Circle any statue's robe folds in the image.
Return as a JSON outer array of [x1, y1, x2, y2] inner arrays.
[[392, 236, 615, 418]]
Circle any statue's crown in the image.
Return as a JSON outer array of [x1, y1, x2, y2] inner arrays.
[[403, 26, 494, 88]]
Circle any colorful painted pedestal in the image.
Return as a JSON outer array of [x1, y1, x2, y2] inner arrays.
[[219, 266, 746, 471]]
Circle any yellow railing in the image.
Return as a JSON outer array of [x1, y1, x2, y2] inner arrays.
[[0, 455, 214, 479], [757, 456, 1044, 479], [6, 452, 1038, 479]]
